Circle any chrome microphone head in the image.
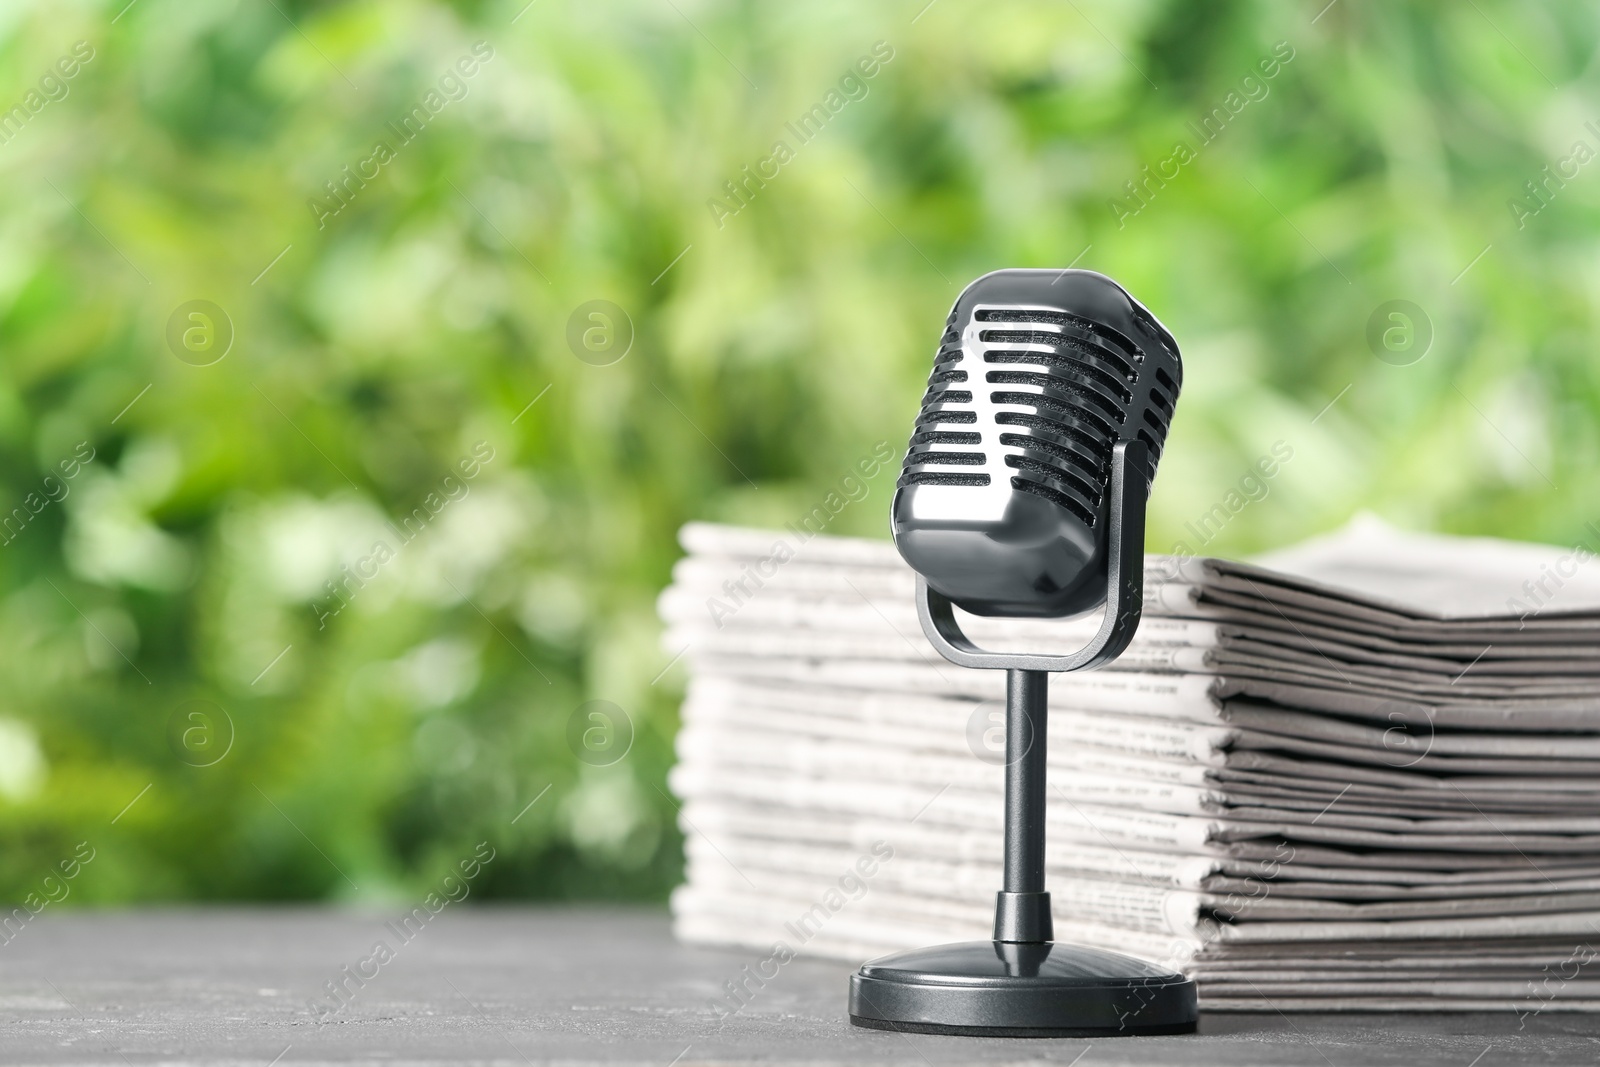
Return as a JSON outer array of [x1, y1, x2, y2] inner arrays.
[[891, 268, 1182, 618]]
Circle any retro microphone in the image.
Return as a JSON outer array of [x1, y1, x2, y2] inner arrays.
[[848, 269, 1198, 1037]]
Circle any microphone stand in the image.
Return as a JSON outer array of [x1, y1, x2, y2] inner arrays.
[[848, 441, 1199, 1037]]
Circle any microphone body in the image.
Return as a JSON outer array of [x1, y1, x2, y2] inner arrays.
[[892, 269, 1181, 618]]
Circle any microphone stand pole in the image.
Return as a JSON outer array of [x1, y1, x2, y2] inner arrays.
[[997, 668, 1051, 944]]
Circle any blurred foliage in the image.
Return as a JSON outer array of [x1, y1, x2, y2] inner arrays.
[[0, 0, 1595, 904]]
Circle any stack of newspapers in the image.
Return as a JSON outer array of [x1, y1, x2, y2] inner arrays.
[[662, 515, 1600, 1012]]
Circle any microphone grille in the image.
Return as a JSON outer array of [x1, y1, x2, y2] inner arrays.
[[898, 270, 1182, 530], [901, 306, 992, 487]]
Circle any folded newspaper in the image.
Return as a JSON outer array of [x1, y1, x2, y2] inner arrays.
[[662, 514, 1600, 1013]]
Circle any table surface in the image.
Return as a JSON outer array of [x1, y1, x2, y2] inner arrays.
[[3, 906, 1598, 1065]]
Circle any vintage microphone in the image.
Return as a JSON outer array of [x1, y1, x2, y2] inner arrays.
[[848, 268, 1199, 1037]]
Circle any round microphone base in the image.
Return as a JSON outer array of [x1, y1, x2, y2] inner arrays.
[[848, 940, 1197, 1038]]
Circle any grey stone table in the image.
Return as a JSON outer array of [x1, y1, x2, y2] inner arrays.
[[3, 907, 1597, 1065]]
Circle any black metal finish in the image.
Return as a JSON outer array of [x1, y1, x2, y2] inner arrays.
[[915, 439, 1146, 673], [849, 941, 1198, 1037], [892, 269, 1181, 618], [995, 668, 1051, 943], [854, 453, 1199, 1035], [854, 267, 1196, 1038]]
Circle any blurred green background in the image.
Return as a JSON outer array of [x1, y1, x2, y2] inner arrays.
[[0, 0, 1593, 905]]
